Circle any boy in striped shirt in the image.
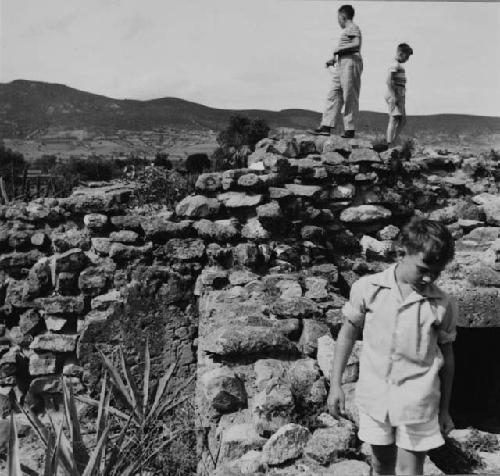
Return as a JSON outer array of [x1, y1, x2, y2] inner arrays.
[[386, 43, 414, 145]]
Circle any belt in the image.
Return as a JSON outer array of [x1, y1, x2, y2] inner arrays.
[[338, 51, 361, 57]]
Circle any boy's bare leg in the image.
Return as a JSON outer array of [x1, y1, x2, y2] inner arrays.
[[396, 448, 426, 475], [371, 444, 397, 475]]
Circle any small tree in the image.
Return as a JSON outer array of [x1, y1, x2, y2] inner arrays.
[[185, 153, 210, 174], [33, 154, 57, 173], [154, 152, 173, 169], [217, 114, 269, 150]]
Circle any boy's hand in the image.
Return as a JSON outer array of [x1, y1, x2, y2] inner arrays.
[[327, 384, 345, 417], [439, 409, 455, 436], [325, 58, 336, 68]]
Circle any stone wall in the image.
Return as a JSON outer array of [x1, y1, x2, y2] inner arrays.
[[190, 132, 500, 475], [0, 182, 202, 414], [2, 130, 500, 474]]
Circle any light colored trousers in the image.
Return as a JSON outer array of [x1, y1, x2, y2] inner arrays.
[[321, 54, 363, 131]]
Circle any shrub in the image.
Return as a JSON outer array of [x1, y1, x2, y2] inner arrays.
[[32, 154, 57, 172], [0, 144, 27, 198], [131, 166, 196, 208], [487, 149, 500, 162], [154, 152, 173, 169], [217, 114, 270, 150], [185, 153, 210, 174], [0, 143, 26, 177]]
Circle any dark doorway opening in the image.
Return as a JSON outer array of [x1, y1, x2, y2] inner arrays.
[[450, 326, 500, 432]]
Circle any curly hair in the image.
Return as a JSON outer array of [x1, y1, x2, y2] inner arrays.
[[400, 217, 455, 265], [398, 43, 414, 56]]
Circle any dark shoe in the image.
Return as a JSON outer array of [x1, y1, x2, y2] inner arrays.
[[309, 126, 332, 136], [341, 130, 355, 138]]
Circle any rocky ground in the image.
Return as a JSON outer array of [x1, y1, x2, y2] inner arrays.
[[1, 129, 500, 474]]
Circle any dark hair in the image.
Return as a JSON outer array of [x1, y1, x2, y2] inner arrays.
[[398, 43, 414, 56], [400, 217, 454, 265], [338, 5, 355, 19]]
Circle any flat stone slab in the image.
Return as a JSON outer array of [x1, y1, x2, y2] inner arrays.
[[202, 325, 297, 357], [284, 184, 322, 197], [217, 192, 263, 208]]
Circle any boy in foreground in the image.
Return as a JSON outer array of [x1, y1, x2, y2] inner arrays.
[[328, 218, 457, 475], [385, 43, 413, 145], [310, 5, 363, 138]]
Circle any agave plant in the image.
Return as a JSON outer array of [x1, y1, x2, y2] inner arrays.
[[8, 374, 110, 476], [8, 340, 194, 475], [76, 341, 195, 475]]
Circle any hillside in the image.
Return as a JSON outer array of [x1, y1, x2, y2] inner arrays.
[[1, 80, 499, 139]]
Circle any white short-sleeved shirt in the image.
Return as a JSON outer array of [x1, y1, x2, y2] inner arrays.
[[343, 264, 457, 425]]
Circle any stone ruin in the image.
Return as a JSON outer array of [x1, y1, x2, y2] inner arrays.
[[1, 131, 500, 474]]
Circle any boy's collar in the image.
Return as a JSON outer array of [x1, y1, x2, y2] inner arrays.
[[370, 264, 442, 300]]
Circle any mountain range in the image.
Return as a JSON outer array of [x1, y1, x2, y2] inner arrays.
[[1, 79, 499, 138]]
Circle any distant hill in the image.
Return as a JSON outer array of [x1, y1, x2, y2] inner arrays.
[[1, 79, 499, 138]]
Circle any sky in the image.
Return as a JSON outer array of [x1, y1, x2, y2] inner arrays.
[[0, 0, 499, 116]]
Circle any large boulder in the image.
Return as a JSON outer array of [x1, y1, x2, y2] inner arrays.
[[252, 384, 295, 436], [30, 334, 79, 352], [317, 335, 362, 384], [142, 218, 193, 243], [340, 205, 391, 224], [196, 173, 223, 192], [219, 424, 267, 462], [217, 192, 263, 208], [242, 218, 270, 241], [481, 196, 500, 226], [298, 320, 330, 356], [284, 184, 322, 198], [51, 228, 91, 253], [175, 195, 220, 218], [303, 418, 357, 465], [262, 423, 310, 466], [83, 213, 108, 231], [201, 367, 247, 414], [202, 326, 297, 357], [54, 248, 88, 273], [287, 358, 327, 404], [193, 219, 240, 241]]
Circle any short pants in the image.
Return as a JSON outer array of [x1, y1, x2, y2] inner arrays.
[[385, 88, 406, 117], [358, 412, 445, 452]]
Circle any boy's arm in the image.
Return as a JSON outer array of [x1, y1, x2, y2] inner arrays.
[[387, 69, 397, 99], [330, 321, 359, 386], [327, 279, 365, 417], [438, 342, 455, 434], [327, 321, 359, 416]]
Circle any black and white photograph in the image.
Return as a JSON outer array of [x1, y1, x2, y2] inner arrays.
[[0, 0, 499, 474]]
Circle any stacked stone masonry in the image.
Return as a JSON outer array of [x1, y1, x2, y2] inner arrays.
[[192, 132, 500, 475], [1, 131, 500, 474]]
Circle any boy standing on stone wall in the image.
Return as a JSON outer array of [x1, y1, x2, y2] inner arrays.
[[385, 43, 413, 145], [311, 5, 363, 138], [328, 218, 457, 475]]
